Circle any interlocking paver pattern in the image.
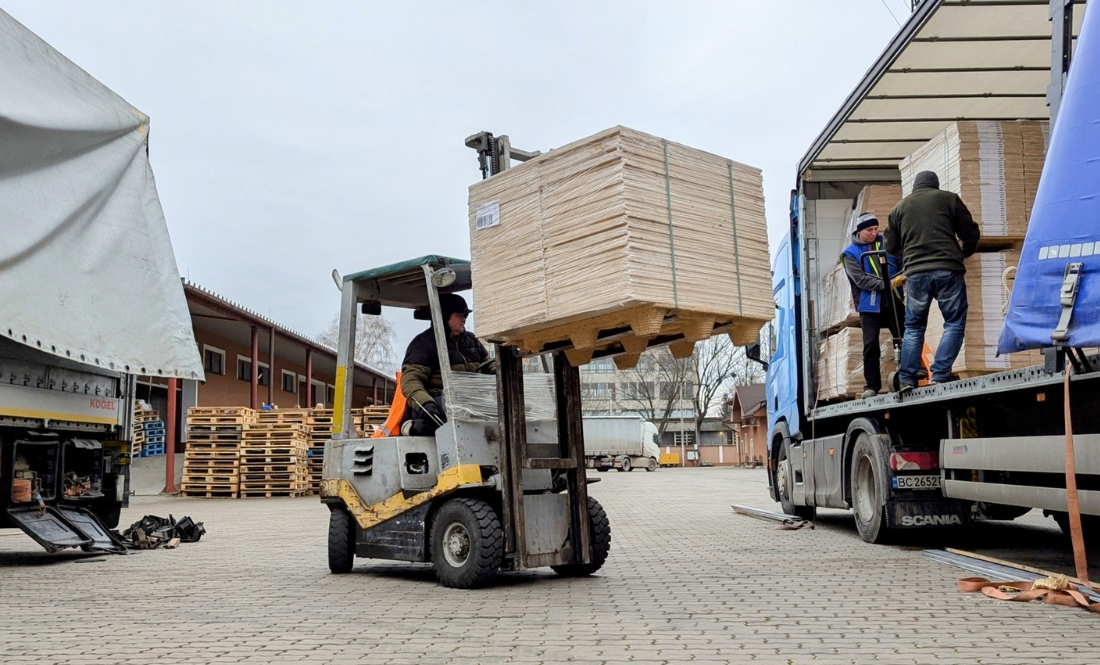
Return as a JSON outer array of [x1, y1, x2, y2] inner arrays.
[[1, 467, 1097, 664]]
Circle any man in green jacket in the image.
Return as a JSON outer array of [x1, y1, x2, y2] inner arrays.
[[400, 293, 496, 434], [884, 171, 981, 392]]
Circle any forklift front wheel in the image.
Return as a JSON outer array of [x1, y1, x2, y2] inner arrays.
[[430, 497, 503, 589], [328, 505, 356, 574], [552, 496, 612, 577]]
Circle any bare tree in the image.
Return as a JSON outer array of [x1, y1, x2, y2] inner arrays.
[[317, 313, 398, 374], [613, 347, 691, 436]]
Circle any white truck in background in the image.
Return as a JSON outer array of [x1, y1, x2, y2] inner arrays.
[[584, 417, 661, 473], [0, 9, 203, 552]]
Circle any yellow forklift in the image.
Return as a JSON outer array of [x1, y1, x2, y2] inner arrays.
[[320, 255, 611, 588]]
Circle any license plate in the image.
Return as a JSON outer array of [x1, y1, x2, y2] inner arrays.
[[892, 474, 941, 490]]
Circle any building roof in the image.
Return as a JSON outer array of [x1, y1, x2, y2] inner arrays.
[[729, 383, 767, 420], [183, 280, 393, 386], [799, 0, 1085, 178]]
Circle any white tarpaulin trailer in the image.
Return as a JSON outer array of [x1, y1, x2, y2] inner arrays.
[[0, 9, 202, 379]]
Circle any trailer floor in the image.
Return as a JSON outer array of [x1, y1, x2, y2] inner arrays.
[[1, 467, 1097, 664]]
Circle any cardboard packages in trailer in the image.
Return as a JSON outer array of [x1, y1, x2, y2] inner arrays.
[[815, 327, 896, 402], [468, 126, 772, 367], [899, 121, 1049, 241]]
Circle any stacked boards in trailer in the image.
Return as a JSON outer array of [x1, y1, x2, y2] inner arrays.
[[764, 0, 1100, 543], [0, 10, 202, 549]]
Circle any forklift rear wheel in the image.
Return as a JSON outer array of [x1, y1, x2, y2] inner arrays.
[[646, 458, 657, 472], [552, 496, 612, 577], [328, 506, 356, 574], [619, 458, 632, 472], [430, 497, 503, 589]]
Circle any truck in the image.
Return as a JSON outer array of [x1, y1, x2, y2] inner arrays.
[[0, 9, 202, 552], [764, 0, 1100, 544], [584, 417, 661, 472]]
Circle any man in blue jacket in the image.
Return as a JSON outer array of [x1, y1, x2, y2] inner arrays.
[[843, 213, 905, 399]]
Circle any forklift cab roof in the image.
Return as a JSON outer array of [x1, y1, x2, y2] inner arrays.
[[342, 255, 471, 316]]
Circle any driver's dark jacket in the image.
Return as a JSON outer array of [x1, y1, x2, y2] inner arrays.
[[400, 327, 495, 411]]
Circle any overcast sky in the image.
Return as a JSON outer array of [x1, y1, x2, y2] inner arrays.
[[5, 0, 911, 354]]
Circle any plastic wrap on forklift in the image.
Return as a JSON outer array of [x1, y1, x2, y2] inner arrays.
[[446, 373, 557, 422]]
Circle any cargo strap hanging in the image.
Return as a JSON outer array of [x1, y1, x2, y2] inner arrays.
[[727, 161, 744, 317], [661, 139, 680, 308]]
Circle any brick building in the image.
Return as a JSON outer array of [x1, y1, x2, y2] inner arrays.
[[140, 281, 396, 447], [727, 384, 767, 466]]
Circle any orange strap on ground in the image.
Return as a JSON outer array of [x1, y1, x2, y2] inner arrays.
[[958, 577, 1100, 614]]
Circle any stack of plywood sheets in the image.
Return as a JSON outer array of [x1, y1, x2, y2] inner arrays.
[[899, 121, 1048, 241], [846, 184, 902, 233], [815, 328, 897, 402], [469, 126, 773, 368], [820, 262, 859, 334], [923, 251, 1043, 376]]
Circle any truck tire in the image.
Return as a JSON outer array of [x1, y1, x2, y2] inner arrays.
[[620, 457, 632, 472], [552, 496, 612, 577], [777, 440, 816, 521], [646, 458, 657, 472], [328, 506, 356, 574], [850, 433, 889, 544], [430, 497, 503, 589]]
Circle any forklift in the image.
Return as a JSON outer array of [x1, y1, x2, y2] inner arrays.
[[320, 255, 611, 588]]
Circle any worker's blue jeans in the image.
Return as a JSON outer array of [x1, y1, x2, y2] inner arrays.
[[898, 270, 968, 386]]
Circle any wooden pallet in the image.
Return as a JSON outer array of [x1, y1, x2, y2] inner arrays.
[[239, 463, 298, 473], [187, 424, 246, 433], [182, 472, 239, 483], [185, 449, 241, 459], [188, 415, 253, 426], [240, 452, 303, 462], [240, 490, 305, 498], [181, 489, 239, 499], [255, 409, 310, 423], [245, 422, 308, 433], [187, 432, 243, 442], [183, 461, 240, 473]]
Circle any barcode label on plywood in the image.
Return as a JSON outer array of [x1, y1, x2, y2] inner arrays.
[[475, 201, 501, 230]]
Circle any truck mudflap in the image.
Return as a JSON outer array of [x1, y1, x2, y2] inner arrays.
[[886, 499, 970, 529], [6, 505, 126, 553]]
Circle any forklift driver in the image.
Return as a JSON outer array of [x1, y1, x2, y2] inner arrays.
[[400, 293, 496, 435]]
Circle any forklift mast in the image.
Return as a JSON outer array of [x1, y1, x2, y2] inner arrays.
[[463, 131, 541, 179]]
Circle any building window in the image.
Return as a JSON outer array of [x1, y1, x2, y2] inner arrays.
[[582, 382, 614, 400], [281, 370, 297, 393], [327, 384, 336, 404], [585, 358, 614, 373], [237, 357, 270, 386], [672, 431, 695, 446], [203, 346, 225, 375]]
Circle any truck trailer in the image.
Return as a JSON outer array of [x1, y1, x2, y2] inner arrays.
[[765, 0, 1100, 544], [583, 417, 661, 472], [0, 10, 202, 551]]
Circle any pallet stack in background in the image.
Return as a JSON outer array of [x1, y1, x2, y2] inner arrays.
[[239, 409, 310, 498], [306, 409, 334, 495], [181, 407, 254, 498], [132, 403, 166, 457]]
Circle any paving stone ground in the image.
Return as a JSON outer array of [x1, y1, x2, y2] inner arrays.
[[1, 466, 1098, 664]]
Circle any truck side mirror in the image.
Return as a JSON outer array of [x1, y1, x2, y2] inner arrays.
[[745, 342, 768, 371]]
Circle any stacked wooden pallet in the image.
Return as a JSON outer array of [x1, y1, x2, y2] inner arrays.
[[305, 409, 334, 495], [354, 406, 391, 437], [468, 125, 774, 368], [131, 404, 156, 457], [240, 409, 309, 498], [181, 407, 255, 498]]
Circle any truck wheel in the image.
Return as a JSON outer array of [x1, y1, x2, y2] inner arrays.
[[850, 433, 889, 544], [646, 458, 657, 472], [552, 496, 612, 577], [620, 458, 632, 472], [596, 466, 608, 472], [777, 441, 815, 521], [328, 506, 356, 574], [430, 497, 503, 589]]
